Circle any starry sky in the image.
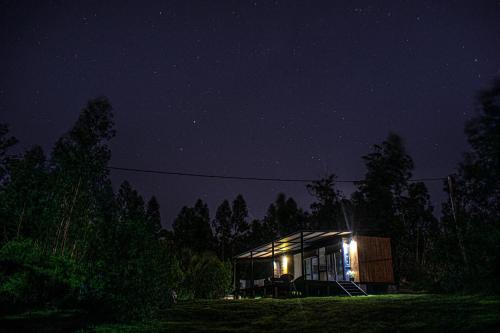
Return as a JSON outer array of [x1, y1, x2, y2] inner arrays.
[[1, 1, 500, 228]]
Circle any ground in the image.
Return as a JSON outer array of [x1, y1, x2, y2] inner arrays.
[[92, 294, 500, 332], [1, 294, 499, 332]]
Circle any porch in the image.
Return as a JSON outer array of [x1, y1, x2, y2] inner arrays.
[[233, 230, 368, 297]]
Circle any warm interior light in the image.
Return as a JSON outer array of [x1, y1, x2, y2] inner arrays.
[[282, 255, 288, 275]]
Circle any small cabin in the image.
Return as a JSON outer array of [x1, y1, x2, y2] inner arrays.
[[233, 230, 395, 297]]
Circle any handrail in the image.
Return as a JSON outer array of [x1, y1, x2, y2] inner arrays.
[[351, 281, 368, 296], [335, 281, 352, 296]]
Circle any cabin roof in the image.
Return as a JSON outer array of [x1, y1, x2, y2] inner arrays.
[[234, 230, 352, 259]]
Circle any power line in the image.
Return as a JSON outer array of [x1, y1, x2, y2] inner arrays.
[[108, 166, 447, 184]]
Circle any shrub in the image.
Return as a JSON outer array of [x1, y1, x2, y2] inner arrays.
[[180, 252, 232, 299], [0, 239, 84, 314]]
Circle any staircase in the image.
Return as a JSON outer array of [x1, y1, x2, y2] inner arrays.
[[336, 281, 367, 296]]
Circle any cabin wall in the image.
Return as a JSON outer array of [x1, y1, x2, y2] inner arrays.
[[349, 240, 360, 282], [354, 236, 394, 283]]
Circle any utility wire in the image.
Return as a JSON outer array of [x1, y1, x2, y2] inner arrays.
[[108, 166, 446, 184]]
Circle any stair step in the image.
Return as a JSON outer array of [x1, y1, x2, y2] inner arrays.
[[336, 281, 367, 297]]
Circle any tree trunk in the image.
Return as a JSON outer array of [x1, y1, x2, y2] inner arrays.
[[61, 176, 82, 255], [16, 200, 26, 238]]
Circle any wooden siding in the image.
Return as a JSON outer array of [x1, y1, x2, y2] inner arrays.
[[350, 240, 360, 282], [355, 236, 394, 283]]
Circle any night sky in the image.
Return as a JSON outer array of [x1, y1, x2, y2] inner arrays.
[[2, 1, 500, 228]]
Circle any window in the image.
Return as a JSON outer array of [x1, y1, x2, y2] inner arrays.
[[327, 253, 336, 281], [311, 257, 319, 280], [304, 258, 312, 280], [335, 251, 344, 280], [319, 247, 327, 281]]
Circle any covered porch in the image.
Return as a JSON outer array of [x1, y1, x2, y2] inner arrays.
[[233, 230, 366, 297]]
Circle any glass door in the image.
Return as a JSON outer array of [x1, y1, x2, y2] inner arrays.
[[327, 253, 336, 281], [334, 250, 344, 281]]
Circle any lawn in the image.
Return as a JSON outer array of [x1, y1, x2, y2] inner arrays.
[[89, 294, 500, 333]]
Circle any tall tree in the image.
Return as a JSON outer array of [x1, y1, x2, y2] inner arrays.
[[264, 193, 307, 237], [352, 133, 416, 284], [146, 196, 163, 237], [230, 194, 249, 255], [352, 133, 414, 236], [245, 219, 273, 249], [49, 97, 115, 257], [0, 123, 17, 184], [212, 200, 232, 260], [97, 181, 179, 319], [307, 175, 343, 230], [0, 146, 48, 242], [173, 199, 214, 253], [399, 182, 438, 282], [439, 79, 500, 292]]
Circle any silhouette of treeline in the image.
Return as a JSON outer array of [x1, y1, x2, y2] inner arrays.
[[1, 79, 499, 321]]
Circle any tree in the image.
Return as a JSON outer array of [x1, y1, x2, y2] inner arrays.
[[353, 133, 414, 235], [173, 199, 214, 253], [146, 196, 163, 237], [49, 97, 115, 257], [244, 219, 276, 249], [399, 182, 438, 283], [439, 79, 500, 292], [95, 181, 180, 319], [0, 99, 184, 319], [0, 123, 18, 183], [307, 175, 343, 230], [211, 195, 250, 259], [230, 195, 249, 255], [263, 193, 307, 237], [0, 146, 48, 242], [213, 200, 232, 260], [352, 133, 419, 284]]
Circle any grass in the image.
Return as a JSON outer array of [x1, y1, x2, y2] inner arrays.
[[0, 309, 89, 333], [88, 294, 500, 333]]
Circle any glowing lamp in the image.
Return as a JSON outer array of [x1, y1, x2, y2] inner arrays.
[[349, 239, 357, 251], [282, 255, 288, 275]]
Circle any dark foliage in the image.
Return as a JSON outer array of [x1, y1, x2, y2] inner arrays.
[[0, 98, 182, 322], [435, 79, 500, 293], [173, 199, 215, 253]]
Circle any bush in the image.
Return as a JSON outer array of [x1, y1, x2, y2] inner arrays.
[[88, 241, 183, 321], [180, 252, 232, 299], [0, 239, 84, 314]]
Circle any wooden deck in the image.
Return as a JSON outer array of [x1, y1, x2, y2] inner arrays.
[[236, 279, 366, 298]]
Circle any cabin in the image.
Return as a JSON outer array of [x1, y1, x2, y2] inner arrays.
[[233, 230, 395, 297]]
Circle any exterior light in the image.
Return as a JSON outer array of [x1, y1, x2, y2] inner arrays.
[[349, 239, 357, 251], [343, 241, 349, 253], [343, 239, 351, 269]]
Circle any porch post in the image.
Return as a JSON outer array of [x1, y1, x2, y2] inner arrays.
[[300, 231, 304, 277], [301, 231, 307, 296], [272, 241, 277, 297], [271, 241, 275, 279], [233, 259, 237, 298], [341, 239, 346, 281], [250, 251, 254, 297]]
